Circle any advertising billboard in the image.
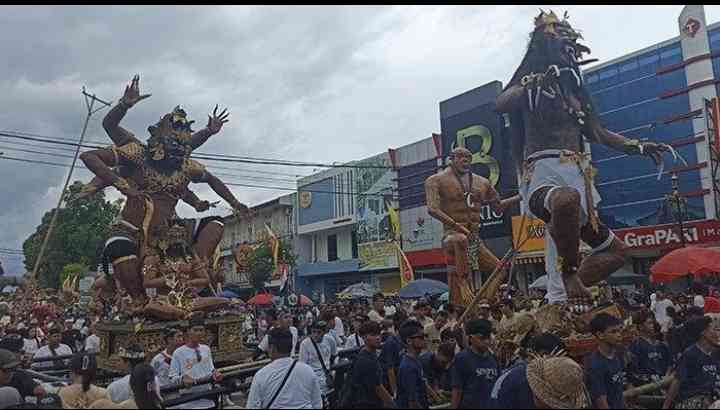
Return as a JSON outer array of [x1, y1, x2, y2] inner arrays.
[[355, 153, 398, 271]]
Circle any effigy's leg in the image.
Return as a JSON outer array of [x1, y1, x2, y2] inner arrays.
[[103, 235, 146, 304], [577, 223, 626, 286], [192, 217, 225, 287], [443, 233, 475, 306], [543, 187, 593, 303], [193, 217, 224, 259]]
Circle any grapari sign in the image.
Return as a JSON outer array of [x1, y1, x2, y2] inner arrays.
[[615, 219, 720, 249]]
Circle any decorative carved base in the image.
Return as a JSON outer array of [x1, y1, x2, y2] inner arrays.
[[96, 315, 251, 372]]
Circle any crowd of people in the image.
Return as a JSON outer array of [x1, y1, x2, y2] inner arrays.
[[0, 280, 716, 408]]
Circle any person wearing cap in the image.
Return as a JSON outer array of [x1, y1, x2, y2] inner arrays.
[[31, 327, 72, 370], [663, 316, 720, 409], [258, 310, 299, 359], [395, 320, 429, 409], [151, 327, 184, 388], [450, 319, 499, 409], [299, 320, 335, 400], [0, 348, 45, 401], [585, 313, 626, 409], [107, 343, 146, 404], [491, 355, 588, 409], [246, 327, 322, 409], [344, 315, 368, 350], [476, 300, 492, 321]]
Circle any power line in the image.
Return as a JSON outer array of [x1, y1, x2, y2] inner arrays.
[[0, 130, 392, 169], [0, 155, 397, 198]]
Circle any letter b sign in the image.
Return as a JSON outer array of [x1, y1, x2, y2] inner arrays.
[[454, 124, 500, 187]]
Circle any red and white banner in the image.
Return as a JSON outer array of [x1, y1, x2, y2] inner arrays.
[[615, 219, 720, 250]]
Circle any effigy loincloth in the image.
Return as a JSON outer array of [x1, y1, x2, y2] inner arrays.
[[519, 149, 616, 304], [443, 224, 499, 273]]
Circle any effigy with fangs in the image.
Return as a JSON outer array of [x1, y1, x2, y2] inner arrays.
[[77, 75, 255, 369]]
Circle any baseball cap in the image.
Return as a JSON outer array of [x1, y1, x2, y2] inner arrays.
[[0, 349, 20, 369]]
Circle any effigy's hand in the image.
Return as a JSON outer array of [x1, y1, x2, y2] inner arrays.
[[639, 142, 670, 165], [207, 105, 230, 134], [232, 202, 253, 220], [120, 74, 151, 108]]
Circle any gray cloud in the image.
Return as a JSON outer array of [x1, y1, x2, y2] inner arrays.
[[2, 5, 719, 275]]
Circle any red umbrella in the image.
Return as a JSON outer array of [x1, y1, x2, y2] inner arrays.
[[650, 246, 720, 283], [299, 295, 313, 306], [247, 293, 274, 305]]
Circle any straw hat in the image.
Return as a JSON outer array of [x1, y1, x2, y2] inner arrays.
[[526, 356, 588, 409], [510, 313, 536, 345]]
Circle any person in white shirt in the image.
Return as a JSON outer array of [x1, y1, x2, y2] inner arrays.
[[151, 327, 184, 388], [651, 290, 675, 334], [299, 320, 335, 397], [32, 327, 73, 370], [22, 327, 43, 356], [84, 323, 101, 354], [259, 310, 299, 358], [107, 344, 146, 403], [247, 327, 322, 409], [169, 317, 223, 409], [368, 293, 386, 323], [344, 314, 367, 349]]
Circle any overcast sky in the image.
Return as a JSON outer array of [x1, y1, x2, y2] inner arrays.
[[1, 5, 719, 275]]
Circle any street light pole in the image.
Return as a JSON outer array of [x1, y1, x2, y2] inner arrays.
[[669, 173, 687, 247]]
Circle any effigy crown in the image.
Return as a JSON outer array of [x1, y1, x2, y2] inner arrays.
[[534, 10, 562, 29]]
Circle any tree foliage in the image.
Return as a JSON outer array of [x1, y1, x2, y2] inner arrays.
[[246, 237, 297, 293], [23, 181, 122, 289]]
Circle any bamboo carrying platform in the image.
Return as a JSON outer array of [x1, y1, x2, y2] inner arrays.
[[95, 315, 252, 372]]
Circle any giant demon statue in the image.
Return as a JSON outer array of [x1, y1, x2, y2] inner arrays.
[[496, 11, 680, 307], [80, 75, 250, 314]]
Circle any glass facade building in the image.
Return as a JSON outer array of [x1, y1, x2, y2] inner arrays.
[[585, 36, 707, 230]]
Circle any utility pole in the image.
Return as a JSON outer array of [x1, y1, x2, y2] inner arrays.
[[30, 88, 111, 285], [667, 173, 687, 247]]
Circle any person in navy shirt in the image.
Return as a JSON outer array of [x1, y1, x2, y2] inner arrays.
[[585, 313, 626, 409], [490, 356, 588, 409], [380, 310, 406, 396], [395, 320, 429, 409], [419, 341, 455, 393], [450, 319, 500, 409], [663, 316, 720, 409], [628, 310, 670, 384]]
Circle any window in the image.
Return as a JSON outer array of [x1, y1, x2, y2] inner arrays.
[[639, 53, 660, 66], [599, 67, 617, 80], [351, 230, 358, 259], [328, 234, 338, 262], [620, 60, 638, 72]]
